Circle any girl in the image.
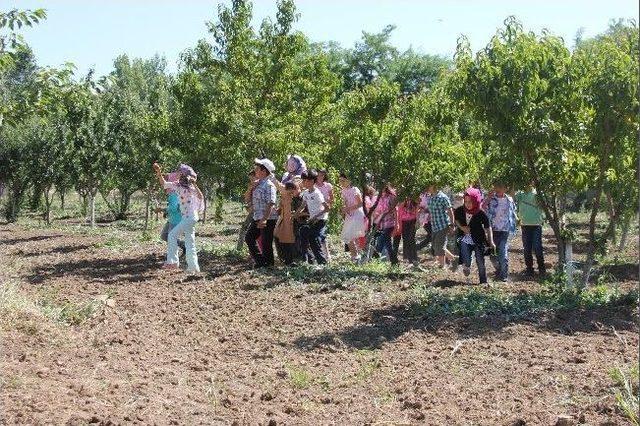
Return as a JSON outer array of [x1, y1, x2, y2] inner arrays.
[[454, 187, 495, 284], [282, 155, 306, 184], [316, 169, 334, 261], [158, 171, 185, 257], [416, 187, 433, 252], [394, 196, 420, 268], [152, 162, 204, 273], [339, 173, 366, 262], [273, 181, 302, 265], [372, 183, 398, 265], [358, 185, 378, 251]]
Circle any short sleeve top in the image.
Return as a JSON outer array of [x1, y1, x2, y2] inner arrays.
[[164, 182, 203, 221]]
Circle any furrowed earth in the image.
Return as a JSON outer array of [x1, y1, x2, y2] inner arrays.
[[1, 205, 638, 425]]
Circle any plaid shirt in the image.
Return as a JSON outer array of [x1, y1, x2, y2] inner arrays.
[[428, 191, 452, 232], [252, 178, 277, 221]]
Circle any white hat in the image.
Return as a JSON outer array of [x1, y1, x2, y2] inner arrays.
[[254, 158, 275, 173]]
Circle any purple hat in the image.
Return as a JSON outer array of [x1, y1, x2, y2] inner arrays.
[[178, 164, 197, 179]]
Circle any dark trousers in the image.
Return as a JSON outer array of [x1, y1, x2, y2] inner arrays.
[[416, 222, 433, 252], [393, 219, 418, 262], [460, 242, 487, 284], [521, 225, 545, 273], [299, 220, 327, 264], [245, 219, 276, 267], [376, 227, 398, 265], [275, 238, 297, 265]]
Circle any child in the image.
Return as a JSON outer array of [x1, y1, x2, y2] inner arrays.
[[451, 192, 465, 270], [158, 172, 186, 257], [316, 169, 334, 261], [152, 163, 204, 273], [426, 183, 456, 268], [486, 181, 518, 282], [394, 196, 420, 268], [514, 183, 546, 276], [416, 187, 432, 252], [339, 172, 366, 262], [372, 184, 398, 265], [454, 188, 495, 284], [273, 181, 301, 265], [282, 155, 306, 184], [296, 170, 329, 265], [245, 158, 278, 268]]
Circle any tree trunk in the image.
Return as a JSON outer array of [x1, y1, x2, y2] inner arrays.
[[524, 154, 566, 269], [79, 190, 88, 216], [43, 186, 54, 226], [117, 190, 131, 220], [144, 185, 151, 231], [236, 212, 253, 251], [89, 191, 97, 227], [617, 215, 632, 252], [202, 187, 209, 224], [60, 191, 65, 211], [583, 129, 613, 286]]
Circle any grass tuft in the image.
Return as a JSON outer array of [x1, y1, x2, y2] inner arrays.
[[610, 365, 639, 425]]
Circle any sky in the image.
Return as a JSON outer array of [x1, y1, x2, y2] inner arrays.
[[4, 0, 639, 77]]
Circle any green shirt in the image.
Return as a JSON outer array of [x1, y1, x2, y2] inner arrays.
[[166, 192, 182, 226], [514, 190, 545, 226]]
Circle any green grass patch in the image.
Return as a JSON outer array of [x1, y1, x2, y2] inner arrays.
[[411, 276, 638, 320], [610, 365, 639, 425], [288, 365, 314, 389], [199, 241, 246, 261]]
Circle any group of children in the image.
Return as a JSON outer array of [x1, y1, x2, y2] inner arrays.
[[242, 155, 547, 284], [152, 155, 548, 284]]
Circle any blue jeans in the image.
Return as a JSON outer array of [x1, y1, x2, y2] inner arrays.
[[460, 241, 487, 284], [167, 217, 199, 272], [376, 227, 398, 265], [521, 225, 545, 273], [492, 230, 509, 280]]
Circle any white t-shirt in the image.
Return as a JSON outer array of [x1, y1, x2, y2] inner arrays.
[[303, 188, 328, 221]]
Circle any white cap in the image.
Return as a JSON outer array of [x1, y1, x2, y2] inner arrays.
[[254, 158, 275, 173]]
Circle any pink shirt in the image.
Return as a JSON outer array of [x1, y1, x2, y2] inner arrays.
[[163, 182, 203, 221], [397, 203, 417, 223], [374, 194, 397, 229], [316, 182, 333, 204]]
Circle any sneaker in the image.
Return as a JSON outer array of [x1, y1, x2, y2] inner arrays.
[[463, 267, 471, 277], [524, 268, 535, 277], [162, 263, 179, 270]]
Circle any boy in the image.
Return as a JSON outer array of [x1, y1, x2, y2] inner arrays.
[[514, 183, 546, 276], [245, 158, 278, 268], [296, 169, 330, 265], [427, 183, 456, 268], [486, 181, 518, 282]]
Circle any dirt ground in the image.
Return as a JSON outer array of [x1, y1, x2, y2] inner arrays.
[[0, 215, 638, 425]]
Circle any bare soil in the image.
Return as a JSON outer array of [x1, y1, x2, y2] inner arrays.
[[0, 218, 638, 425]]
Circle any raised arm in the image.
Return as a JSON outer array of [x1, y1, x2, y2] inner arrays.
[[152, 162, 166, 187]]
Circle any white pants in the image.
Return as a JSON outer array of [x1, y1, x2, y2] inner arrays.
[[167, 217, 199, 272]]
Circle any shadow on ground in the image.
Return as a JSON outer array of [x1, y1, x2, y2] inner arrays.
[[293, 294, 638, 351]]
